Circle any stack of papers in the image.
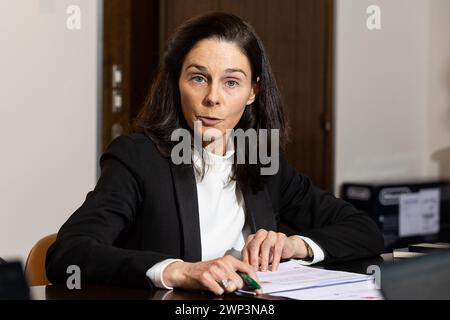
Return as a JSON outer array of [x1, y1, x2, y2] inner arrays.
[[239, 260, 383, 300], [270, 279, 383, 300]]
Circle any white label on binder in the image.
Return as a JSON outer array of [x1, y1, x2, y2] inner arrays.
[[399, 189, 440, 237]]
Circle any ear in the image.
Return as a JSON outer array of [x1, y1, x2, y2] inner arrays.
[[246, 77, 260, 106]]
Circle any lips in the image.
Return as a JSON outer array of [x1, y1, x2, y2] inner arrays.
[[197, 116, 223, 127]]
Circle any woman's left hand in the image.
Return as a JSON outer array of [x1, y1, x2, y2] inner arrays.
[[241, 229, 309, 272]]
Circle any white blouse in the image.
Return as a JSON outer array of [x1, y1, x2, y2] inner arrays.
[[146, 141, 324, 289]]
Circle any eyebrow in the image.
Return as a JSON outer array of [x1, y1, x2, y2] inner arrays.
[[185, 64, 247, 77], [225, 68, 247, 77]]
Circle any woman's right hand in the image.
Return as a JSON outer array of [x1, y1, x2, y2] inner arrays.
[[162, 255, 261, 295]]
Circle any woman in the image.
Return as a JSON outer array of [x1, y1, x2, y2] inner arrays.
[[46, 12, 384, 295]]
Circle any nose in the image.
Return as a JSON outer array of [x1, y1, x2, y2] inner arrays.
[[204, 83, 220, 107]]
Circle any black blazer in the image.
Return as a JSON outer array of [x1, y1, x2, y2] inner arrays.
[[46, 133, 384, 288]]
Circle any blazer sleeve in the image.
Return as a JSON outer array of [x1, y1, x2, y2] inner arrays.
[[46, 135, 176, 289], [274, 156, 385, 263]]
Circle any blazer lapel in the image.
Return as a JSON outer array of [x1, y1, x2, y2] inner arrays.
[[169, 162, 202, 262], [242, 187, 277, 233]]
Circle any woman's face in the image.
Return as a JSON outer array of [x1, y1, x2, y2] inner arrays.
[[178, 38, 258, 146]]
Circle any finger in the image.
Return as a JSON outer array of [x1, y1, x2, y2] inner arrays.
[[210, 262, 238, 293], [242, 234, 255, 260], [271, 233, 286, 271], [229, 272, 244, 290], [241, 234, 255, 263], [248, 231, 268, 270], [260, 231, 277, 271], [245, 234, 255, 245], [268, 247, 274, 264], [201, 271, 224, 295], [241, 246, 250, 264], [233, 259, 262, 284], [220, 261, 244, 289]]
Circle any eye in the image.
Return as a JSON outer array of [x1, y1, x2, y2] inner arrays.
[[191, 75, 206, 84], [226, 80, 239, 88]]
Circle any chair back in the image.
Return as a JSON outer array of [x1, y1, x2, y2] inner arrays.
[[25, 233, 57, 286]]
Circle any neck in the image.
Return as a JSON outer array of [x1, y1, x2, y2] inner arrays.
[[203, 139, 225, 155], [203, 133, 229, 156]]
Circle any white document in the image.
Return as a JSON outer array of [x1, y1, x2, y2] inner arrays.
[[239, 260, 371, 295], [399, 189, 440, 237], [271, 279, 383, 300]]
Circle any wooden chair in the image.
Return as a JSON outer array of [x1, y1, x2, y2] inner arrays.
[[24, 233, 57, 286]]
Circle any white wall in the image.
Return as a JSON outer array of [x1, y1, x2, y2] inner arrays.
[[0, 0, 101, 262], [334, 0, 450, 193], [426, 0, 450, 180]]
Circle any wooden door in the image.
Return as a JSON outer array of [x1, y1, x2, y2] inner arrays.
[[102, 0, 159, 146]]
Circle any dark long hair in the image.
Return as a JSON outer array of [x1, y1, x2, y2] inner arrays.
[[133, 12, 287, 192]]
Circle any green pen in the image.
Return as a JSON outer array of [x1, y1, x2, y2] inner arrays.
[[237, 272, 261, 290]]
